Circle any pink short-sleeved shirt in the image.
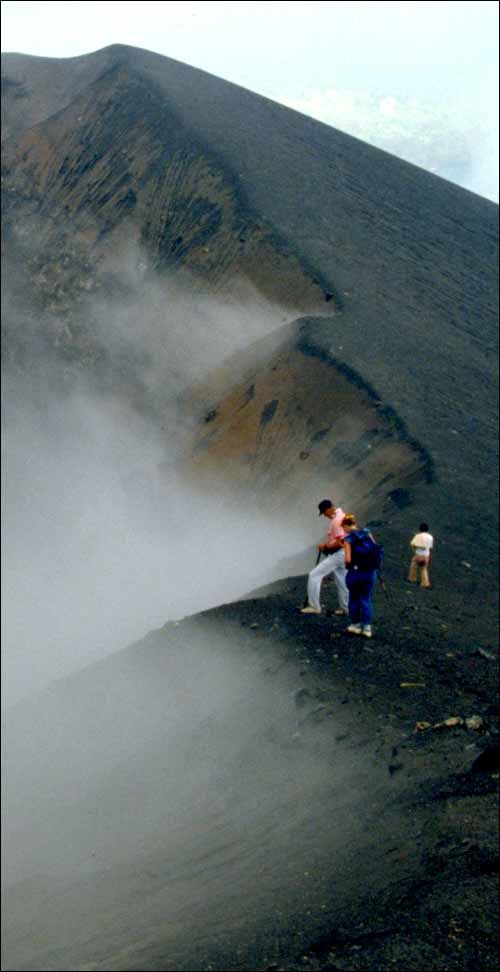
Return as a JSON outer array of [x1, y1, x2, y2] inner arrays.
[[326, 507, 346, 545]]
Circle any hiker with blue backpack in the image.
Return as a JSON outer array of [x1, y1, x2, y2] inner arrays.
[[341, 514, 383, 639]]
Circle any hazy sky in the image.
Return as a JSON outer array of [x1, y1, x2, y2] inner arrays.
[[2, 0, 498, 200]]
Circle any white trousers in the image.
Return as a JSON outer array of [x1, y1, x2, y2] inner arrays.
[[307, 549, 349, 612]]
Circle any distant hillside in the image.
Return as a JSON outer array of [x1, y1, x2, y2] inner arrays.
[[2, 42, 498, 542]]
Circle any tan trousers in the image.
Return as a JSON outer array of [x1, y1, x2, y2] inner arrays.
[[408, 555, 430, 587]]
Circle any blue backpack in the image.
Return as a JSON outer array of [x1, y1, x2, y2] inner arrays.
[[349, 529, 384, 571]]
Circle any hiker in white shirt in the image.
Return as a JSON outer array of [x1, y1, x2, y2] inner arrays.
[[408, 522, 434, 588]]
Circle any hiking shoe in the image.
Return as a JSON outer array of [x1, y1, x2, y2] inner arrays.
[[347, 623, 362, 635], [361, 626, 373, 639], [334, 609, 349, 616], [300, 606, 322, 615]]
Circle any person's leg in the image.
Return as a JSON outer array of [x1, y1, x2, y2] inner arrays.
[[347, 575, 359, 621], [420, 558, 431, 588], [306, 556, 337, 611], [330, 549, 349, 612], [346, 572, 362, 632], [359, 572, 376, 634], [408, 555, 418, 582]]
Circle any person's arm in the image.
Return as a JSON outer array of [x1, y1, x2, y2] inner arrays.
[[321, 523, 344, 552], [325, 537, 344, 550], [343, 537, 351, 566], [319, 540, 341, 551]]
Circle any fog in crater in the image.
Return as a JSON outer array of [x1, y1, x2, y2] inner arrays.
[[1, 258, 320, 708]]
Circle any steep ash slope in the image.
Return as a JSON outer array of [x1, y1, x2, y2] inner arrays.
[[1, 43, 498, 972], [3, 565, 498, 972]]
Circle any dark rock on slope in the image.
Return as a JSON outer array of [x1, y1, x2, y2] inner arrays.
[[184, 318, 433, 519]]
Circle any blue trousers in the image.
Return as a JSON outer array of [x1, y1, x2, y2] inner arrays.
[[346, 569, 376, 624]]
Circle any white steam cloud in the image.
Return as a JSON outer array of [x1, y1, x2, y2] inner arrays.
[[2, 252, 314, 708]]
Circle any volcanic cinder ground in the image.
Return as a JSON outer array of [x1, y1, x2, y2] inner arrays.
[[1, 45, 499, 972]]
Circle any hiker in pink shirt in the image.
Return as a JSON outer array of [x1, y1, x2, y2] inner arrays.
[[300, 499, 349, 615]]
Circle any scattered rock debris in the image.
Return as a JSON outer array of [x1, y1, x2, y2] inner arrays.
[[465, 714, 487, 732], [476, 647, 496, 661], [416, 717, 463, 731], [415, 715, 488, 733]]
